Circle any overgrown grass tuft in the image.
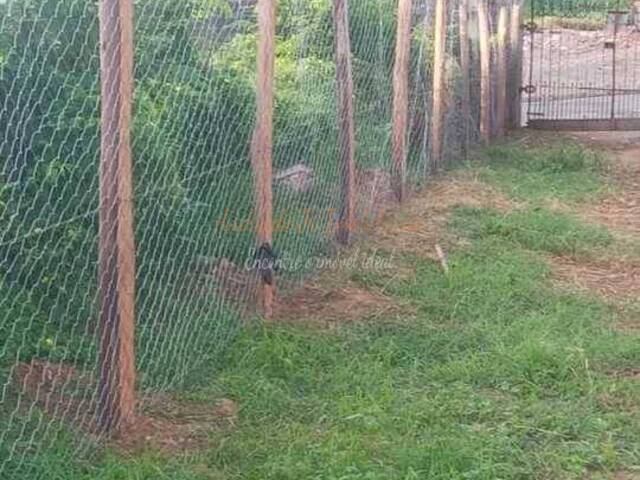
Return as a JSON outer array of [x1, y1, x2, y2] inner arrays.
[[452, 206, 614, 256], [472, 140, 608, 203]]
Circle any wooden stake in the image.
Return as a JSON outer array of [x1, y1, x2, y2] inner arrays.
[[477, 0, 492, 144], [333, 0, 356, 244], [391, 0, 412, 202], [430, 0, 447, 170], [495, 2, 509, 137], [98, 0, 136, 434], [459, 0, 470, 156], [508, 0, 523, 128], [251, 0, 276, 318]]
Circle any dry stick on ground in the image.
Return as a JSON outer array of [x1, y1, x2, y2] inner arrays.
[[97, 0, 137, 434], [435, 244, 450, 274], [333, 0, 357, 245], [477, 0, 492, 144], [251, 0, 276, 318], [430, 0, 447, 171], [459, 0, 471, 157], [508, 0, 523, 128], [495, 2, 509, 137], [391, 0, 412, 202]]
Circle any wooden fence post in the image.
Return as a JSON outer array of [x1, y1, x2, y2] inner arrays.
[[459, 0, 470, 156], [508, 0, 523, 128], [391, 0, 412, 202], [430, 0, 447, 170], [251, 0, 276, 318], [477, 0, 492, 144], [97, 0, 136, 434], [333, 0, 356, 245], [495, 1, 509, 137]]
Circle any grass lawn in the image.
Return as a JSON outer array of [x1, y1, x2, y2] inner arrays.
[[3, 135, 640, 480]]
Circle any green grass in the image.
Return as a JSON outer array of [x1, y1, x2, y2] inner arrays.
[[472, 141, 609, 203], [4, 138, 640, 479], [452, 206, 614, 256]]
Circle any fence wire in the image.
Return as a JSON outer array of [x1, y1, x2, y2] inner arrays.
[[0, 0, 486, 476]]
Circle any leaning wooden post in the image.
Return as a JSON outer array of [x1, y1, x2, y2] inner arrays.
[[97, 0, 136, 434], [251, 0, 276, 318], [459, 0, 471, 156], [391, 0, 413, 202], [333, 0, 356, 244], [495, 1, 509, 137], [430, 0, 447, 170], [477, 0, 492, 144], [508, 0, 523, 128]]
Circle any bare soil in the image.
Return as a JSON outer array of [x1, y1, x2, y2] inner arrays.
[[111, 395, 238, 454], [13, 360, 237, 454], [274, 282, 398, 326], [551, 131, 640, 308], [552, 255, 640, 300], [571, 131, 640, 237]]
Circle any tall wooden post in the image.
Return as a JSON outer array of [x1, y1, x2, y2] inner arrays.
[[477, 0, 492, 144], [430, 0, 447, 170], [459, 0, 470, 155], [333, 0, 356, 244], [391, 0, 412, 202], [508, 0, 523, 128], [251, 0, 276, 318], [495, 2, 509, 137], [98, 0, 136, 434]]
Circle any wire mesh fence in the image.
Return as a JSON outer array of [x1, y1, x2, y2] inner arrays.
[[0, 0, 512, 476]]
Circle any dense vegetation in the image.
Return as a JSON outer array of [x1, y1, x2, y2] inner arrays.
[[0, 0, 429, 389]]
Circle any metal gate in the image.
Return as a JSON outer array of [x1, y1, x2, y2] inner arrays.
[[523, 0, 640, 130]]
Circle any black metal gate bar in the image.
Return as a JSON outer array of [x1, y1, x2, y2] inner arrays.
[[529, 117, 640, 130]]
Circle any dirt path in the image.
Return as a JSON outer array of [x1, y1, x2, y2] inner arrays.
[[571, 131, 640, 238], [552, 131, 640, 304]]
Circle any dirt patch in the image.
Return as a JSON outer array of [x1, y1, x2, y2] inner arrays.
[[610, 473, 640, 480], [611, 303, 640, 332], [571, 132, 640, 238], [587, 470, 640, 480], [14, 359, 97, 429], [551, 255, 640, 300], [13, 360, 236, 454], [610, 369, 640, 381], [546, 132, 640, 306], [111, 395, 238, 454], [274, 282, 398, 325]]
